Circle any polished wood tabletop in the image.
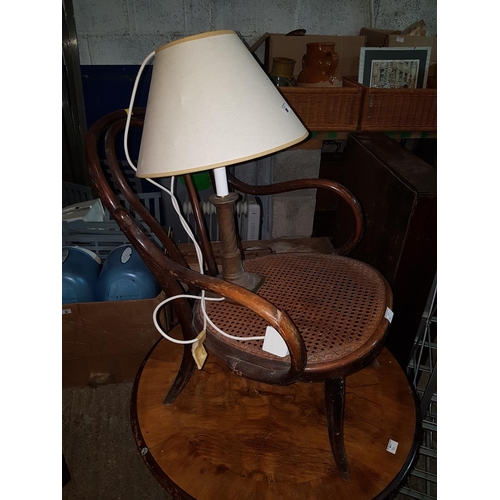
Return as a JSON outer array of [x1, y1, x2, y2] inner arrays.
[[131, 326, 420, 499]]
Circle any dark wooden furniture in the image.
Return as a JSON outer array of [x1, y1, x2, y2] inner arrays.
[[86, 109, 395, 485], [62, 454, 71, 487], [316, 133, 437, 366], [132, 330, 420, 499]]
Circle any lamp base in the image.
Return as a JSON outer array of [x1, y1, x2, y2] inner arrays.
[[217, 270, 265, 294], [210, 192, 265, 294]]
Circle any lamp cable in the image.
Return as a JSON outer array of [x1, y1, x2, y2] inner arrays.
[[122, 51, 265, 345]]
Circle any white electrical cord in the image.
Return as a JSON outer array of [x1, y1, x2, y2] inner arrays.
[[153, 294, 265, 344], [153, 294, 223, 345], [123, 51, 265, 345], [123, 51, 204, 271]]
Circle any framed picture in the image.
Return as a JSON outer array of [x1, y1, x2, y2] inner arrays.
[[358, 47, 431, 89]]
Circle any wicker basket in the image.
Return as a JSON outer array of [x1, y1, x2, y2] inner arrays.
[[278, 79, 362, 131], [344, 77, 437, 132]]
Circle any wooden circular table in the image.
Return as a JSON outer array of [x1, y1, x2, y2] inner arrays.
[[132, 326, 420, 500]]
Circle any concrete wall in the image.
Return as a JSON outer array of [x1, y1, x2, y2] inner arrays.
[[73, 0, 436, 65], [72, 0, 436, 239], [232, 150, 322, 239]]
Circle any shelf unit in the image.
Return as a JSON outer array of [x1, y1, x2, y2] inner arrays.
[[398, 275, 437, 500]]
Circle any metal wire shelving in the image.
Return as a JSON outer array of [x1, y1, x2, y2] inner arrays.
[[397, 275, 437, 500]]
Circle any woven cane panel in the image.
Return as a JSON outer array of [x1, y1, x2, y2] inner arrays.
[[203, 253, 388, 364]]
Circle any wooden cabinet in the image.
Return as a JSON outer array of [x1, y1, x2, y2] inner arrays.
[[318, 133, 437, 366]]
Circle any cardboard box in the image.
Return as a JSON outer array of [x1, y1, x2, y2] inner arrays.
[[359, 28, 436, 64], [61, 235, 338, 388], [359, 28, 401, 48], [62, 294, 165, 387], [386, 34, 437, 63], [61, 238, 336, 388], [265, 34, 367, 78]]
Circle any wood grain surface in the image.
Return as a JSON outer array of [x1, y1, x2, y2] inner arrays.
[[132, 326, 418, 499]]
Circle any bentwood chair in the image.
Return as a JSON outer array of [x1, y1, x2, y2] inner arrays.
[[85, 108, 393, 480]]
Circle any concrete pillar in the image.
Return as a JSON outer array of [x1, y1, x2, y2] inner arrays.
[[271, 149, 321, 239]]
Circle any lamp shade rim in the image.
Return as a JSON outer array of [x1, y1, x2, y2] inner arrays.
[[156, 30, 236, 53], [136, 131, 309, 179]]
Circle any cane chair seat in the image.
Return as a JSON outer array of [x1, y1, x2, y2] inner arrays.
[[196, 252, 392, 382]]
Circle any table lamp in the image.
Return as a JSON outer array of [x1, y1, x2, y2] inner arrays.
[[136, 30, 308, 291]]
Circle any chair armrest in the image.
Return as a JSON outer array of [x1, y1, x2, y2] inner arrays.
[[227, 173, 364, 255], [113, 207, 307, 385]]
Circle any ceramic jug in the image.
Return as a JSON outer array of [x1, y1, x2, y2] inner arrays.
[[269, 57, 296, 87], [297, 43, 340, 87]]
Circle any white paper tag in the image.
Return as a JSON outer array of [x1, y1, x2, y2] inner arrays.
[[385, 307, 394, 323], [396, 36, 405, 43], [62, 308, 72, 315], [386, 439, 398, 454], [262, 326, 289, 357], [281, 102, 291, 115]]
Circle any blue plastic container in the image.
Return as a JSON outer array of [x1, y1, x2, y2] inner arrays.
[[95, 245, 160, 302], [62, 246, 102, 304]]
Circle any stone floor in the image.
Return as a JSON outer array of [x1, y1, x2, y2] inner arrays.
[[62, 382, 171, 500]]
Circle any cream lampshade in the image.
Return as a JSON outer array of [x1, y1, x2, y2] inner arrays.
[[136, 30, 308, 180], [135, 29, 308, 291]]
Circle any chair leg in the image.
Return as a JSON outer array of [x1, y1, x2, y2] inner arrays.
[[163, 344, 196, 405], [325, 377, 351, 481]]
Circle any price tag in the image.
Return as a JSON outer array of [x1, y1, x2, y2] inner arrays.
[[386, 439, 398, 454], [262, 326, 289, 357], [191, 330, 208, 369], [385, 307, 394, 323]]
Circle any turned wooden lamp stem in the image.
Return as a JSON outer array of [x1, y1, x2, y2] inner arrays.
[[210, 166, 264, 292]]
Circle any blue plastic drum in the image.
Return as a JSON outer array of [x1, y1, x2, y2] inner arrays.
[[95, 245, 160, 302], [62, 246, 102, 304]]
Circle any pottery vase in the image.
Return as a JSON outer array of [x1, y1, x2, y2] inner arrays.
[[297, 43, 341, 87], [269, 57, 296, 87]]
